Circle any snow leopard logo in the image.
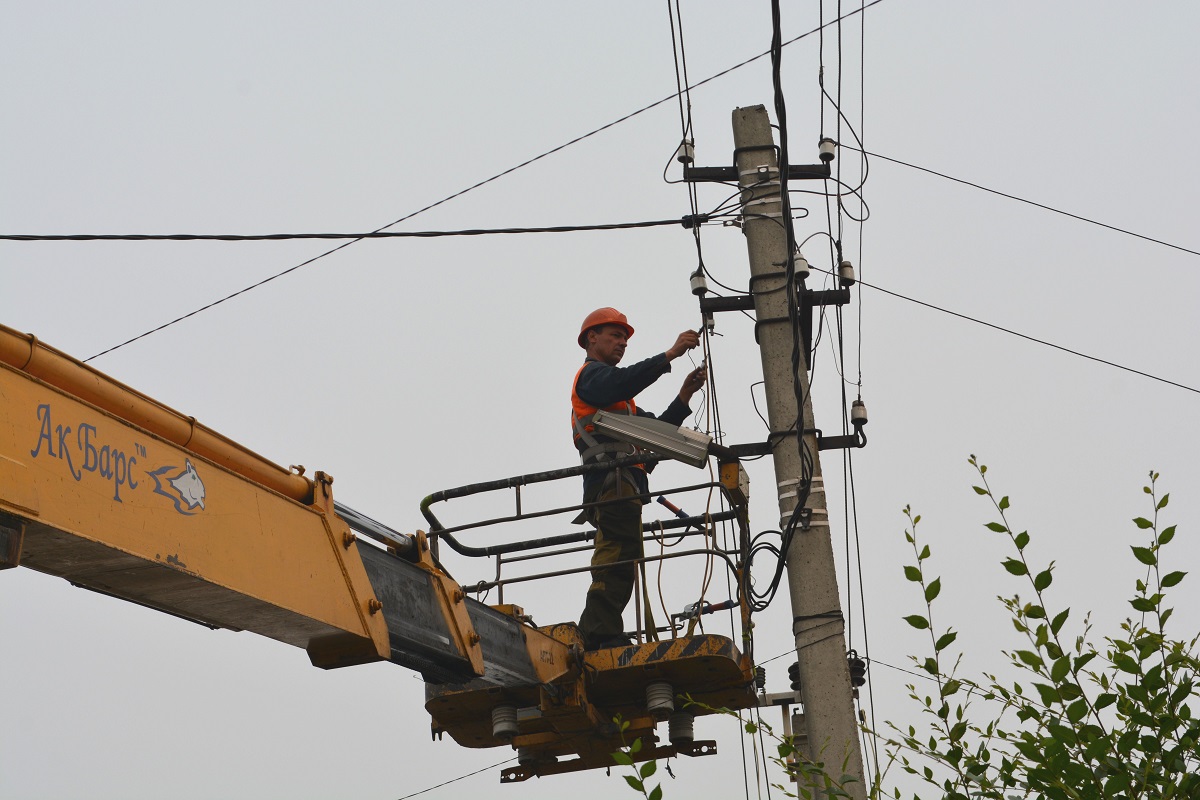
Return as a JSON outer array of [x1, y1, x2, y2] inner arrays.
[[148, 459, 207, 515]]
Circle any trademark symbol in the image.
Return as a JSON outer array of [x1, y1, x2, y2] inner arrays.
[[136, 443, 147, 458]]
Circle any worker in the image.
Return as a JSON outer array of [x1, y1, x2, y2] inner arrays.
[[571, 307, 707, 650]]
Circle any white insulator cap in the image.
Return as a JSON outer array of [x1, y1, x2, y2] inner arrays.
[[646, 681, 675, 720], [690, 269, 708, 296], [676, 139, 695, 164], [838, 259, 856, 287], [492, 705, 519, 741], [794, 252, 810, 279], [668, 711, 695, 744], [818, 137, 836, 163], [703, 311, 715, 334], [851, 398, 868, 426]]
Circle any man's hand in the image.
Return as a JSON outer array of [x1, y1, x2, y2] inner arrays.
[[665, 330, 700, 361], [679, 365, 708, 403]]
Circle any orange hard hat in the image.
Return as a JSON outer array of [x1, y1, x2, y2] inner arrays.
[[578, 307, 634, 348]]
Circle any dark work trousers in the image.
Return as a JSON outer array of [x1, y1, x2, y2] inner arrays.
[[578, 472, 644, 647]]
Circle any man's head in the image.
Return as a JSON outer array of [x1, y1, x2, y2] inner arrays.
[[577, 308, 634, 366], [585, 324, 630, 366]]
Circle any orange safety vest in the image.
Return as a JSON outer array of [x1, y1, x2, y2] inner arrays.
[[570, 363, 642, 467]]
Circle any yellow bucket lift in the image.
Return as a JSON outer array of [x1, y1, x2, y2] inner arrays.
[[0, 322, 759, 781]]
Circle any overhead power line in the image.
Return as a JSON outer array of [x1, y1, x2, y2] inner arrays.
[[394, 756, 516, 800], [852, 147, 1200, 260], [1, 217, 701, 242], [850, 272, 1200, 395], [74, 2, 885, 362]]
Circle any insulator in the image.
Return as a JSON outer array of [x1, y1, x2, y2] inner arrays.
[[788, 661, 801, 692], [491, 705, 519, 740], [851, 398, 868, 427], [754, 666, 767, 691], [794, 252, 810, 280], [646, 681, 675, 720], [676, 138, 695, 165], [838, 259, 856, 287], [818, 137, 836, 163], [668, 711, 695, 744], [847, 652, 867, 688], [690, 269, 708, 296]]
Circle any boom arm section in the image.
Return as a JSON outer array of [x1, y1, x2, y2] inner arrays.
[[0, 323, 544, 680]]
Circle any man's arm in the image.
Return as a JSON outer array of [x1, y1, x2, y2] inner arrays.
[[575, 355, 672, 409], [576, 330, 702, 408]]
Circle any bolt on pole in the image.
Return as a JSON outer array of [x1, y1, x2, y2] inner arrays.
[[731, 104, 866, 798]]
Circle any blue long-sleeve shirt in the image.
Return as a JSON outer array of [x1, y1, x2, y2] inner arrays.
[[574, 354, 692, 498]]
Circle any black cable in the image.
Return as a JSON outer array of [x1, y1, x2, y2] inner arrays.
[[854, 272, 1200, 395], [2, 218, 695, 242], [395, 755, 518, 799], [850, 146, 1200, 260], [70, 1, 888, 363]]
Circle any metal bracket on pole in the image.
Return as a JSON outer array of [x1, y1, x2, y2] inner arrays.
[[683, 163, 832, 183]]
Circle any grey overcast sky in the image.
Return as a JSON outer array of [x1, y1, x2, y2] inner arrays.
[[3, 2, 1199, 798]]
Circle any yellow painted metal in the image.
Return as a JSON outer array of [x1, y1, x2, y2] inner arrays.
[[0, 352, 390, 669], [411, 530, 485, 676], [425, 629, 755, 772], [0, 323, 313, 504]]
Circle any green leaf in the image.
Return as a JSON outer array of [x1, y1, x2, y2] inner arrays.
[[1025, 604, 1046, 619], [941, 679, 962, 698], [1066, 699, 1089, 723], [1162, 570, 1187, 588], [623, 775, 644, 792], [1016, 650, 1044, 669], [1130, 597, 1158, 612], [904, 565, 922, 582], [612, 752, 635, 766], [925, 578, 942, 603], [1034, 682, 1060, 707], [1034, 569, 1053, 591], [1159, 525, 1176, 545], [935, 631, 958, 652], [1002, 558, 1028, 576], [640, 760, 657, 779], [998, 495, 1010, 510], [1051, 608, 1070, 634], [972, 485, 988, 495], [649, 786, 663, 800], [1157, 493, 1169, 510], [919, 545, 930, 561], [1050, 656, 1071, 683], [1113, 653, 1140, 674], [1133, 517, 1154, 529], [1131, 546, 1157, 566], [904, 615, 930, 630], [630, 737, 643, 754], [1014, 531, 1030, 550], [985, 522, 1008, 533], [1093, 693, 1117, 711]]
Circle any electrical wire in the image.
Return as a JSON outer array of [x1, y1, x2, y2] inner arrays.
[[394, 756, 517, 799], [848, 146, 1200, 260], [2, 218, 699, 242], [69, 1, 887, 363], [849, 270, 1200, 395]]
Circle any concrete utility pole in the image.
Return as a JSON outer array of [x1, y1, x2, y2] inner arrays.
[[732, 104, 867, 797]]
